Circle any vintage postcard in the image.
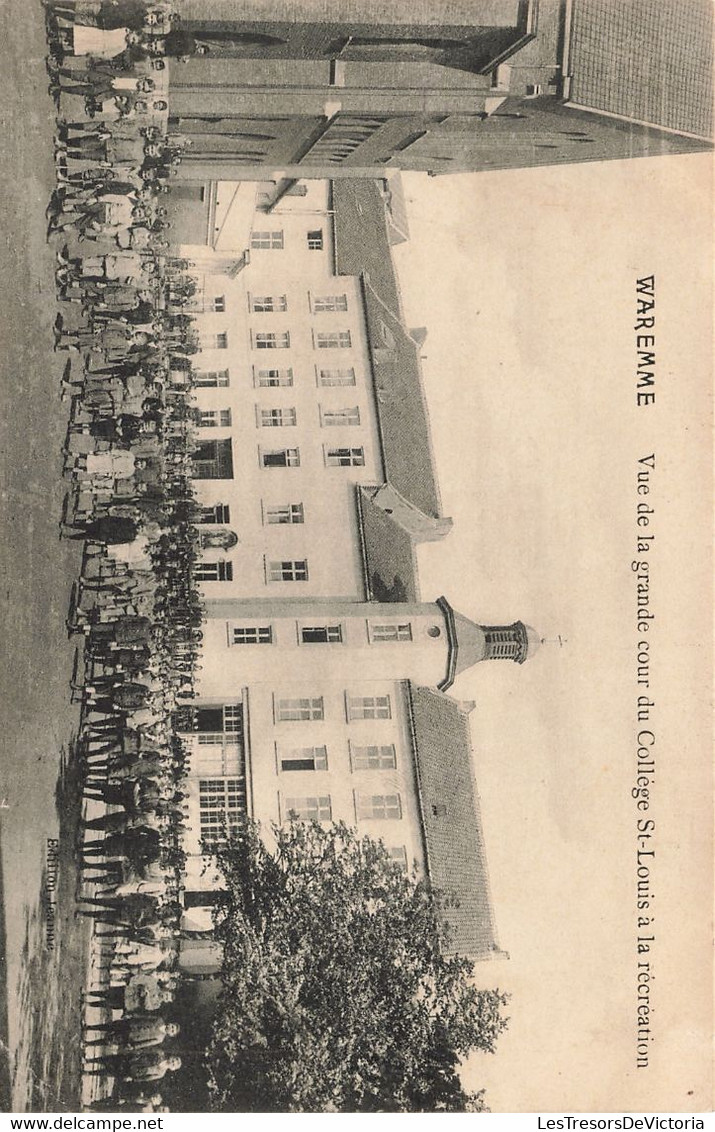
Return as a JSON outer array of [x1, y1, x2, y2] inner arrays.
[[0, 0, 712, 1118]]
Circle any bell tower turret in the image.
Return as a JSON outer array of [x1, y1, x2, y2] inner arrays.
[[482, 621, 541, 663], [436, 597, 541, 690]]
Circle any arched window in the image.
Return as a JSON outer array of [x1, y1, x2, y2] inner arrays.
[[199, 528, 239, 551]]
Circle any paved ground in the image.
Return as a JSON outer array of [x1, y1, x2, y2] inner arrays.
[[0, 0, 88, 1111]]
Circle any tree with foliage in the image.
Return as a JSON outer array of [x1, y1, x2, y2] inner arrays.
[[206, 819, 509, 1112]]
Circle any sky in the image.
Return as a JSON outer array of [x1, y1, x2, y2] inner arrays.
[[390, 154, 713, 1112]]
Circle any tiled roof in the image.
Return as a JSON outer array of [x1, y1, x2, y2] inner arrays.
[[332, 179, 444, 519], [569, 0, 713, 140], [406, 683, 502, 960], [332, 179, 403, 311], [356, 486, 421, 603]]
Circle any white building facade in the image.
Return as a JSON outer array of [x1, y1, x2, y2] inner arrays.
[[174, 176, 539, 962]]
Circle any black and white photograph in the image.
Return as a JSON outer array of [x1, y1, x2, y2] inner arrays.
[[0, 0, 712, 1117]]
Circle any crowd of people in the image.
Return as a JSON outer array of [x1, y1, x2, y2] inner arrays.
[[43, 0, 211, 1113]]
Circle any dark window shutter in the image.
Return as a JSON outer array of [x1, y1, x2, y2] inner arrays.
[[195, 707, 224, 732], [216, 438, 233, 477]]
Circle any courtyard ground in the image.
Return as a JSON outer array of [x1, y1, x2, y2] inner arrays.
[[0, 0, 89, 1111]]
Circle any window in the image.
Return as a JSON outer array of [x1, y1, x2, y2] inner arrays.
[[199, 778, 246, 848], [195, 370, 229, 388], [268, 559, 308, 582], [190, 704, 243, 736], [212, 296, 226, 312], [259, 407, 297, 428], [318, 367, 356, 387], [199, 409, 232, 428], [192, 439, 234, 480], [325, 446, 365, 467], [307, 230, 323, 250], [197, 732, 234, 747], [198, 503, 231, 524], [284, 795, 331, 820], [254, 331, 290, 350], [315, 331, 351, 349], [321, 407, 360, 427], [195, 560, 233, 582], [370, 623, 412, 643], [233, 626, 272, 645], [276, 697, 324, 721], [223, 704, 243, 733], [280, 747, 328, 772], [251, 230, 284, 249], [301, 625, 342, 644], [201, 332, 228, 350], [312, 294, 348, 313], [256, 367, 293, 387], [264, 503, 304, 525], [357, 794, 402, 820], [198, 527, 238, 551], [189, 705, 244, 763], [351, 744, 397, 770], [260, 448, 300, 468], [389, 846, 408, 870], [251, 295, 287, 313], [348, 695, 391, 720]]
